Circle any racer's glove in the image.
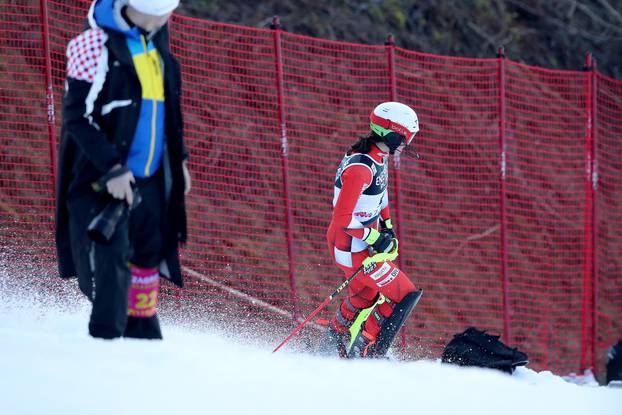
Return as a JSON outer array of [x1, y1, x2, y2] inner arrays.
[[363, 228, 394, 253], [380, 218, 396, 240], [363, 239, 399, 267]]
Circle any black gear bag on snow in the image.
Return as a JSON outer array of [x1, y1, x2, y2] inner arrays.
[[441, 327, 528, 374]]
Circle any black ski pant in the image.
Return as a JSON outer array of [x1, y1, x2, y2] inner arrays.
[[68, 169, 165, 339]]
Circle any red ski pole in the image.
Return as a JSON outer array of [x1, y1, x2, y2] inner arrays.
[[272, 265, 364, 353]]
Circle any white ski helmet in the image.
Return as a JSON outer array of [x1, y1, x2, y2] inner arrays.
[[128, 0, 180, 16], [370, 102, 419, 153]]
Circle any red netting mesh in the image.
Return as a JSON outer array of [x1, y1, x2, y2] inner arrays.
[[393, 50, 503, 355], [167, 16, 292, 328], [594, 73, 622, 371], [0, 4, 55, 270], [1, 0, 621, 375], [503, 62, 589, 371]]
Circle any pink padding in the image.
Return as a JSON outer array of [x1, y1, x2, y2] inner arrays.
[[127, 265, 159, 318]]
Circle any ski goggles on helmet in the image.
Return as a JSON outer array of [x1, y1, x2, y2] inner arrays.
[[369, 113, 417, 146]]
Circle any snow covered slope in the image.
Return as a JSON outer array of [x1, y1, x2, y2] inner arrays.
[[0, 277, 620, 415]]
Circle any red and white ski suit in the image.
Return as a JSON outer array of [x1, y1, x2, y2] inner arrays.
[[326, 143, 416, 338]]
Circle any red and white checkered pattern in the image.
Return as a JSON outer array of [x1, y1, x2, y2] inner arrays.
[[66, 28, 106, 82]]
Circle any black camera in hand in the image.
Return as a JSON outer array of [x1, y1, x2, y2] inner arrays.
[[87, 189, 142, 244]]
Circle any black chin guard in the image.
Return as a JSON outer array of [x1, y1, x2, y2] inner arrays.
[[382, 131, 406, 154]]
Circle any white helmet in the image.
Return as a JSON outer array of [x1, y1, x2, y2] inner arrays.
[[128, 0, 180, 16], [370, 102, 419, 153]]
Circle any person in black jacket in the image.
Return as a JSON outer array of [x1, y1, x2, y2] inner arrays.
[[56, 0, 190, 340]]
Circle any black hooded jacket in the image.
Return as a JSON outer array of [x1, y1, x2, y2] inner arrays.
[[56, 1, 187, 287]]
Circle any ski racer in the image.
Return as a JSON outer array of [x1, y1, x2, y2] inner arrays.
[[320, 102, 422, 358]]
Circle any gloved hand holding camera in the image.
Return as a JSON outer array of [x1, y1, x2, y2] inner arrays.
[[87, 165, 142, 243]]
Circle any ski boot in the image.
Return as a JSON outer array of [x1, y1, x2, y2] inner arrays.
[[348, 289, 423, 358], [317, 323, 349, 358], [317, 298, 365, 357], [347, 329, 377, 358]]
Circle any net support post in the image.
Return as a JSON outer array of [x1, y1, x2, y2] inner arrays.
[[39, 0, 57, 196], [580, 52, 598, 375], [497, 46, 511, 344], [271, 16, 299, 322]]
